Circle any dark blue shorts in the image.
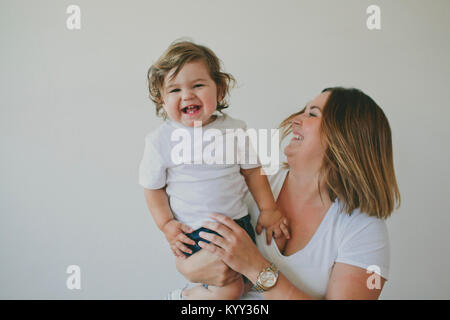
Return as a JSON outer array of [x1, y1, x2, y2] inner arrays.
[[183, 214, 256, 257]]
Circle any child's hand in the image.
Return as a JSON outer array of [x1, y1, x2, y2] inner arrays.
[[162, 219, 196, 258], [255, 208, 290, 245]]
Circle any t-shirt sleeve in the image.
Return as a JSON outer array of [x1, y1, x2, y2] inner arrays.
[[138, 134, 167, 189], [335, 216, 390, 280]]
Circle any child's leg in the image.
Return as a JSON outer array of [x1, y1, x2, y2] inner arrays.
[[183, 276, 244, 300]]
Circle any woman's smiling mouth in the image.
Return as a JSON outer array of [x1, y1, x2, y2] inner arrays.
[[292, 131, 304, 142]]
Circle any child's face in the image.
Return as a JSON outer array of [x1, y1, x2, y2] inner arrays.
[[161, 60, 219, 127]]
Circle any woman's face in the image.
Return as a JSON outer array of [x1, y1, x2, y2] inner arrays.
[[284, 91, 330, 169]]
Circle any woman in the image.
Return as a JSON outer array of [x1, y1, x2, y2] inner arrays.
[[174, 87, 400, 299]]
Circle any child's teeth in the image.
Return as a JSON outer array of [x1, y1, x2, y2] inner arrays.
[[183, 106, 199, 114]]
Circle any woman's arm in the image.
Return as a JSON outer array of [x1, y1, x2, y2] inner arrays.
[[198, 213, 315, 299], [325, 262, 386, 299], [199, 213, 385, 300], [247, 261, 385, 300], [175, 249, 241, 287], [246, 261, 315, 300]]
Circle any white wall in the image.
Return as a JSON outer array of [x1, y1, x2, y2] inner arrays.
[[1, 0, 449, 299]]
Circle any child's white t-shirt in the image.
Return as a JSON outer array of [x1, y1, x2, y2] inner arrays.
[[243, 167, 390, 299], [139, 113, 260, 230]]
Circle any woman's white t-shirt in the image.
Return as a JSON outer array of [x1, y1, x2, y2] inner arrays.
[[243, 167, 390, 299]]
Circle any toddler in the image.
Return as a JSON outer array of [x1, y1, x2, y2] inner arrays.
[[139, 40, 289, 299]]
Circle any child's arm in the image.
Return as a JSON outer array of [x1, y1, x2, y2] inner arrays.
[[144, 188, 196, 257], [241, 167, 290, 245]]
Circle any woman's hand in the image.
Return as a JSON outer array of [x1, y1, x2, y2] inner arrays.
[[198, 213, 269, 282], [175, 249, 241, 286]]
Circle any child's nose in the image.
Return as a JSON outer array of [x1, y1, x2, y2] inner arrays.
[[182, 89, 195, 100]]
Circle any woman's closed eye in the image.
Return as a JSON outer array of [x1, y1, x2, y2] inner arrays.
[[307, 105, 322, 117]]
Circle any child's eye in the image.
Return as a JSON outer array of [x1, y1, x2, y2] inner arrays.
[[169, 88, 180, 93], [194, 84, 204, 88]]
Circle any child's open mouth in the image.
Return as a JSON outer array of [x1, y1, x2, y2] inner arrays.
[[181, 105, 201, 116]]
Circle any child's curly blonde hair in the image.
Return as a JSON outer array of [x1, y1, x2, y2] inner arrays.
[[147, 40, 236, 119]]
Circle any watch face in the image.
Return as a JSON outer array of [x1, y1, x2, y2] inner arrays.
[[260, 270, 276, 287]]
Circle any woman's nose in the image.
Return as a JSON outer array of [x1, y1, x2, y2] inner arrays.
[[291, 116, 302, 127]]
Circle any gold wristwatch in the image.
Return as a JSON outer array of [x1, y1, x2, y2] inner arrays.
[[254, 263, 279, 292]]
